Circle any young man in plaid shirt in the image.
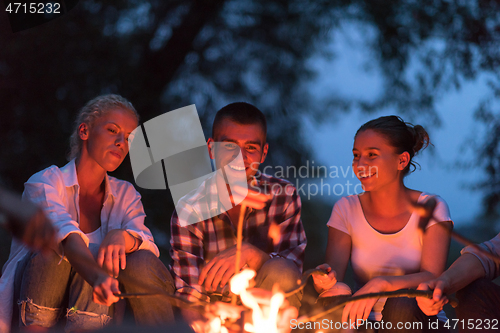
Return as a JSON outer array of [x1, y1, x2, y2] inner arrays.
[[169, 102, 307, 318]]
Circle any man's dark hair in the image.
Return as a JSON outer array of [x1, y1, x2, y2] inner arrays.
[[212, 102, 267, 142]]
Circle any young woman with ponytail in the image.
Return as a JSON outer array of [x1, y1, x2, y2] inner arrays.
[[313, 116, 453, 332]]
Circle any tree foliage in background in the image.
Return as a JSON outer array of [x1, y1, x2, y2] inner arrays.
[[469, 86, 500, 217], [1, 0, 500, 263]]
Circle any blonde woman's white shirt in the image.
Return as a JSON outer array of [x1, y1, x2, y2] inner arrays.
[[0, 159, 159, 333], [327, 192, 452, 321]]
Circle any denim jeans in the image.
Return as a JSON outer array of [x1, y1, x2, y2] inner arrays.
[[17, 249, 110, 332], [17, 249, 175, 332], [455, 278, 500, 332], [254, 257, 303, 310], [119, 250, 176, 326], [379, 297, 449, 333]]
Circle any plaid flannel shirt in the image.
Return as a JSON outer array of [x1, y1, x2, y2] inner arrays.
[[169, 173, 307, 303]]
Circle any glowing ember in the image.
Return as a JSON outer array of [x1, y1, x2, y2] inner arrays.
[[190, 317, 229, 333], [268, 221, 280, 246], [208, 317, 228, 333]]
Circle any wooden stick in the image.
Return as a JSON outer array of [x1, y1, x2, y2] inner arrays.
[[301, 289, 458, 323], [414, 199, 500, 264], [116, 274, 206, 312], [232, 204, 247, 305], [284, 268, 326, 298], [451, 231, 500, 264]]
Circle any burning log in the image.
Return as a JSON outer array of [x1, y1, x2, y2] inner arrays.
[[299, 289, 458, 323]]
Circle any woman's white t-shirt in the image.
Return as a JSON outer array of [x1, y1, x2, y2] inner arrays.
[[327, 192, 452, 321]]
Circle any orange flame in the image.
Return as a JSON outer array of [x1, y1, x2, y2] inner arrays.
[[230, 269, 285, 333]]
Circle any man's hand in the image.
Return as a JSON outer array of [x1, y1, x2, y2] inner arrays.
[[342, 277, 390, 323], [416, 279, 449, 316], [198, 242, 268, 292], [92, 274, 120, 306], [312, 263, 337, 293], [97, 229, 128, 278], [231, 184, 272, 210]]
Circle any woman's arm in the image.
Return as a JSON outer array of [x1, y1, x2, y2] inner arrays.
[[325, 227, 352, 282], [97, 229, 141, 278], [313, 227, 352, 293], [63, 233, 120, 306], [96, 182, 156, 277], [343, 221, 453, 322], [23, 171, 91, 253], [379, 220, 453, 290], [118, 184, 159, 256]]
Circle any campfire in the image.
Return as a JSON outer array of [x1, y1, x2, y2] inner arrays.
[[189, 198, 298, 333], [116, 193, 489, 333], [192, 268, 295, 333], [184, 196, 475, 333]]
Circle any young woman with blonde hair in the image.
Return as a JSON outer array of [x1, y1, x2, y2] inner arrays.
[[0, 95, 174, 332]]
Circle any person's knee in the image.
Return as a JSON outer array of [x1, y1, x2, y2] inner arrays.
[[257, 257, 301, 292], [18, 298, 62, 328], [26, 251, 62, 271], [21, 251, 68, 287], [456, 277, 493, 317], [382, 297, 421, 322], [20, 251, 71, 308], [456, 278, 490, 303], [123, 250, 159, 274], [121, 250, 174, 293]]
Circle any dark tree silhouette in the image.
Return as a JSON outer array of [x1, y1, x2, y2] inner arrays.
[[1, 0, 500, 265]]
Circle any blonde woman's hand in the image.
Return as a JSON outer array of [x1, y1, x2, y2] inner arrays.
[[97, 229, 127, 278], [92, 273, 120, 306]]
